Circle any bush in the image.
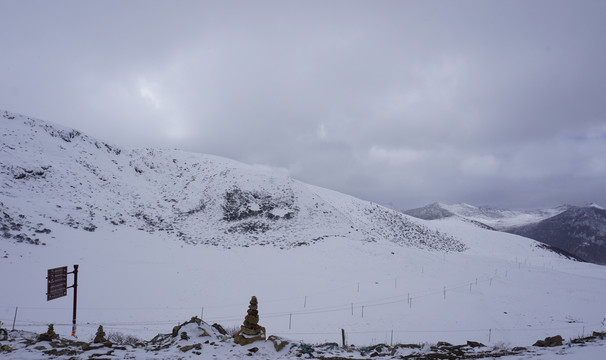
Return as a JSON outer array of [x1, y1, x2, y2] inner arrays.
[[106, 331, 142, 345], [224, 325, 240, 337]]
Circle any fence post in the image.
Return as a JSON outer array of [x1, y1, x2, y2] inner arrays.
[[12, 307, 18, 331], [341, 329, 346, 347]]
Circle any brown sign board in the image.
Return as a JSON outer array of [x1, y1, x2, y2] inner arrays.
[[47, 266, 68, 301]]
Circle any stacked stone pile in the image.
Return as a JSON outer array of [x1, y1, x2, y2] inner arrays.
[[234, 296, 266, 346]]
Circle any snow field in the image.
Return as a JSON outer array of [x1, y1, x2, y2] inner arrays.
[[2, 219, 605, 348]]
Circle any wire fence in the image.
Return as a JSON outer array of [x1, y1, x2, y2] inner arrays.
[[2, 256, 604, 345]]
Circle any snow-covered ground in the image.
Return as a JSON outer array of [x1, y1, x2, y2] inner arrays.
[[2, 218, 605, 350]]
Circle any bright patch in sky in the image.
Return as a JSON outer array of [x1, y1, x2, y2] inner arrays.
[[138, 79, 161, 109]]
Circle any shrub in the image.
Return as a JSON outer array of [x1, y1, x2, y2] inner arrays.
[[106, 331, 142, 345]]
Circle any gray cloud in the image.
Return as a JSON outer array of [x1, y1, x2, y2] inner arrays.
[[1, 0, 605, 209]]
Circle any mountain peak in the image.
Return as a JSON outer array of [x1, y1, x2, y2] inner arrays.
[[588, 203, 605, 210]]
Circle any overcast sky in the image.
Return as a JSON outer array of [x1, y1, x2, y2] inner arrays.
[[1, 1, 605, 210]]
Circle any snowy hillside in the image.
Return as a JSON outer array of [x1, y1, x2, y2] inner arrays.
[[1, 110, 606, 359], [507, 205, 606, 265], [0, 109, 463, 253]]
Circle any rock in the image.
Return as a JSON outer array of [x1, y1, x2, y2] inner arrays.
[[268, 335, 289, 351], [38, 324, 59, 342], [212, 323, 227, 335], [534, 335, 563, 347], [172, 316, 202, 337], [234, 296, 266, 346], [180, 343, 202, 352], [0, 328, 7, 341], [466, 340, 485, 348], [248, 346, 259, 353], [93, 325, 107, 343], [180, 331, 189, 341]]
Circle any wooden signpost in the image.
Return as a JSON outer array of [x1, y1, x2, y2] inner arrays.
[[46, 264, 79, 336], [47, 266, 68, 301]]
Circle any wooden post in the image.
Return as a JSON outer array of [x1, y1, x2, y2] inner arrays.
[[12, 307, 18, 331], [390, 329, 393, 346], [71, 264, 78, 337], [289, 313, 292, 329], [341, 329, 346, 347], [489, 328, 492, 342]]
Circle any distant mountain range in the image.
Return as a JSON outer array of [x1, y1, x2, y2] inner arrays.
[[404, 203, 606, 265]]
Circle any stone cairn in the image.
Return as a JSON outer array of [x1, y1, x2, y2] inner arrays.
[[234, 296, 266, 345], [37, 324, 59, 342], [94, 325, 107, 344]]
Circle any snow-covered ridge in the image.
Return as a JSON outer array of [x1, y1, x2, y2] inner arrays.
[[0, 109, 464, 252]]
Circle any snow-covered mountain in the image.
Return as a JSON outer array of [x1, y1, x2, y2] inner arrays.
[[2, 109, 606, 356], [404, 202, 569, 230], [0, 109, 464, 253], [507, 205, 606, 265], [405, 202, 606, 265]]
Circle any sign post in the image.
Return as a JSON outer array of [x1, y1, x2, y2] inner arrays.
[[47, 266, 68, 301], [46, 264, 79, 336], [69, 265, 78, 336]]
